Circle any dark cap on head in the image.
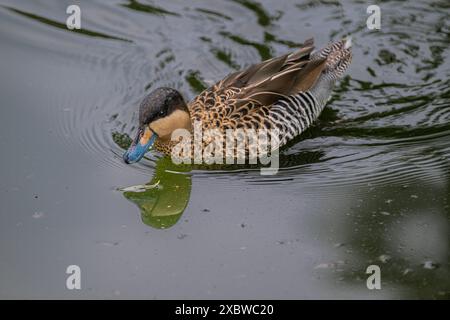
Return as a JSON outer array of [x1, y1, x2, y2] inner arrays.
[[139, 87, 186, 126]]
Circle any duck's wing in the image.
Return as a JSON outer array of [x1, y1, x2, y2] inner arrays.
[[188, 38, 327, 129], [218, 38, 326, 108]]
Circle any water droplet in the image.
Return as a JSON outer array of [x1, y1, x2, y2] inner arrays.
[[403, 268, 413, 275], [32, 212, 44, 219], [378, 254, 391, 263], [423, 261, 439, 270], [96, 241, 119, 247], [314, 263, 336, 269]]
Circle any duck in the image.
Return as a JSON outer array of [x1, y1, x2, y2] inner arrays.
[[123, 37, 352, 164]]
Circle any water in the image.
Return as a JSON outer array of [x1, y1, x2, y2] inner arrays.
[[0, 0, 449, 299]]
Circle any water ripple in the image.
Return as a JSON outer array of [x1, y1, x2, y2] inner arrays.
[[8, 0, 447, 189]]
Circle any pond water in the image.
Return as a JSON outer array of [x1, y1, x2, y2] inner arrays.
[[0, 0, 449, 299]]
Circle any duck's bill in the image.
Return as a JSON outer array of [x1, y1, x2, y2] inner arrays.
[[123, 127, 157, 164]]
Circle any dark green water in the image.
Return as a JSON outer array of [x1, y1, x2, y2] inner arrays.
[[0, 0, 449, 299]]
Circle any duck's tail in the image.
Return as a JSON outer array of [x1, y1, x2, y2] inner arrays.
[[307, 36, 352, 105], [312, 36, 352, 80]]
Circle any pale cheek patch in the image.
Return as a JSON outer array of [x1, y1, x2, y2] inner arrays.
[[150, 110, 191, 139]]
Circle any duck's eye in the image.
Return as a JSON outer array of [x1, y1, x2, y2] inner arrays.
[[159, 110, 166, 116]]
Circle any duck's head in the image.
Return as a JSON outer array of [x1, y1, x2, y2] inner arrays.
[[123, 87, 191, 164]]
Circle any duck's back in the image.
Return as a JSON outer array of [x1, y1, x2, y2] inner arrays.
[[187, 37, 352, 149]]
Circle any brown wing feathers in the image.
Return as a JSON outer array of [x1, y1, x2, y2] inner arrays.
[[219, 38, 325, 107]]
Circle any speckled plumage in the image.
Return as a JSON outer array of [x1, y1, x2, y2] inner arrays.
[[152, 38, 352, 158]]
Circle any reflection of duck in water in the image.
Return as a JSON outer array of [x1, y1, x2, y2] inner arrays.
[[121, 158, 191, 229], [123, 37, 352, 164]]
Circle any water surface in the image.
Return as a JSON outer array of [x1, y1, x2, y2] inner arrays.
[[0, 0, 449, 299]]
